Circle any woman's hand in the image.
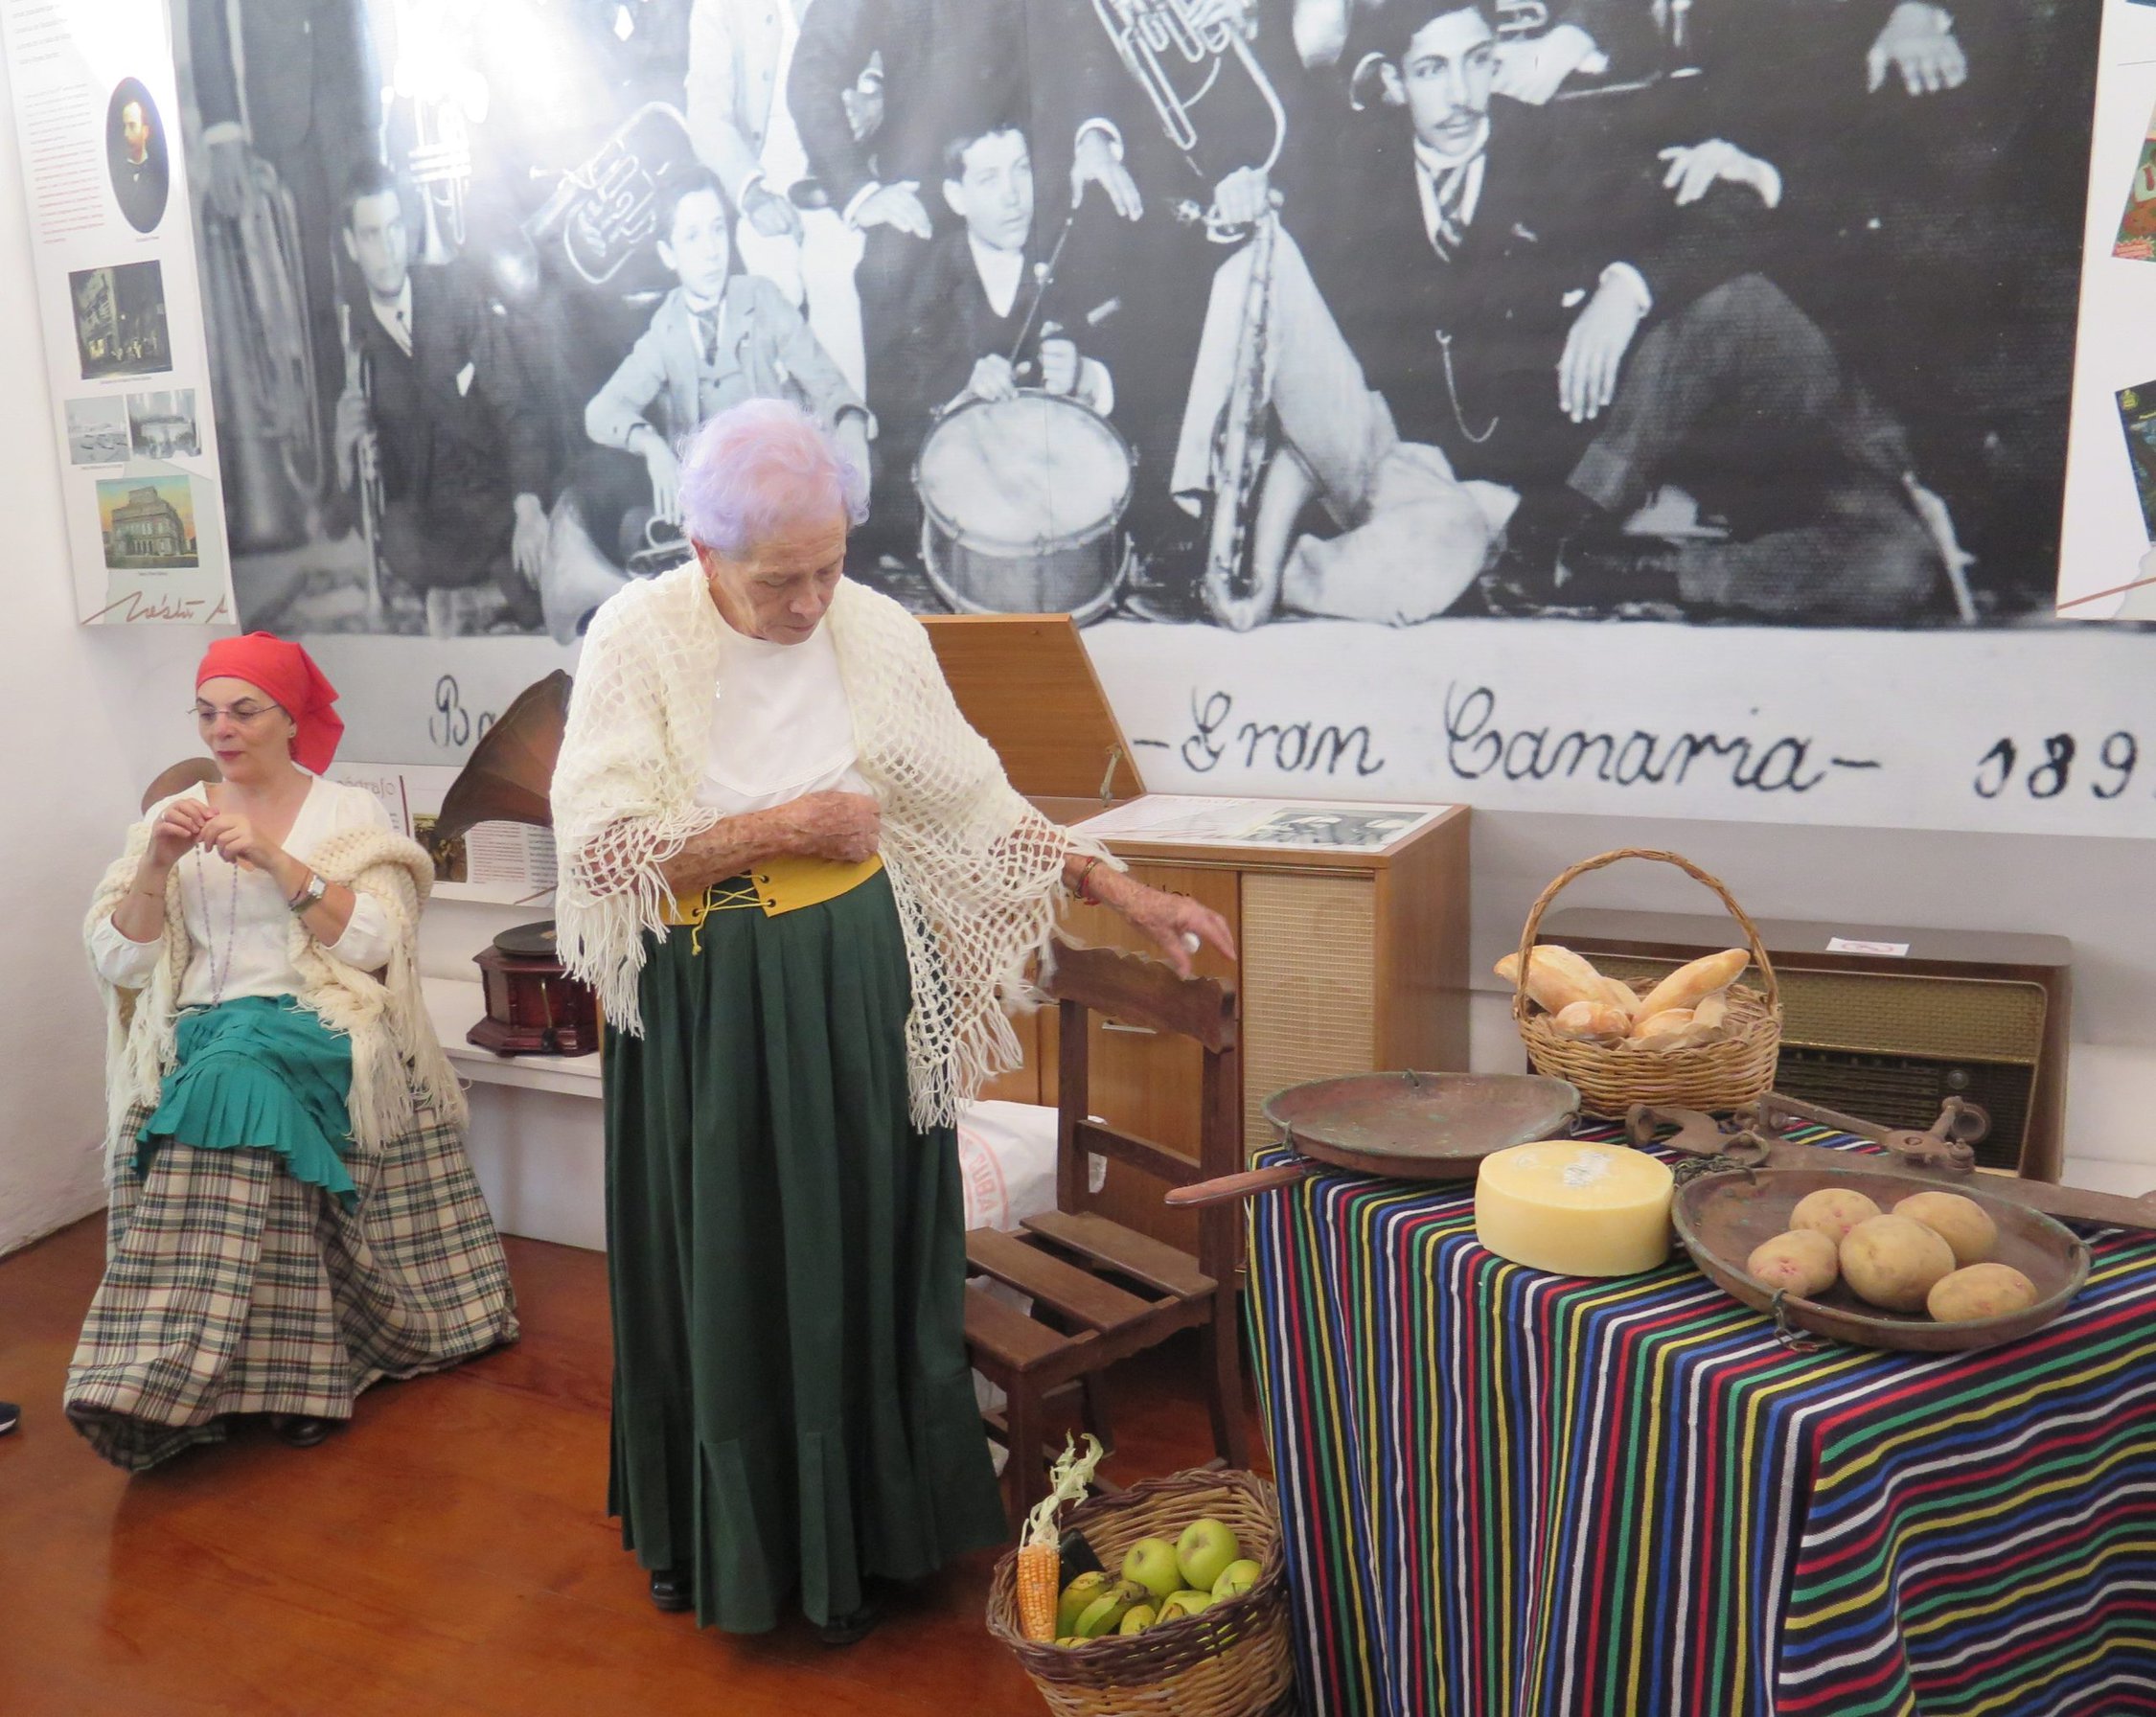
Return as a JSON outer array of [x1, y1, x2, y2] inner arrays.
[[1090, 868, 1237, 979], [770, 791, 882, 863], [196, 812, 286, 874], [145, 796, 212, 871]]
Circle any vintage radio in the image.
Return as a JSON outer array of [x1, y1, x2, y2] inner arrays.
[[1539, 908, 2071, 1181]]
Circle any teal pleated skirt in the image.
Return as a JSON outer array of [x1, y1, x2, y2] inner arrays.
[[138, 996, 356, 1206], [602, 867, 1007, 1633]]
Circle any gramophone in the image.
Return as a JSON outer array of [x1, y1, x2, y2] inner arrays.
[[432, 671, 599, 1057]]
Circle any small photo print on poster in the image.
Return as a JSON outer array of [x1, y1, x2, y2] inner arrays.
[[2117, 381, 2156, 541], [64, 396, 129, 465], [2118, 101, 2156, 262], [104, 77, 170, 235], [410, 813, 470, 884], [69, 261, 171, 379], [1234, 808, 1429, 851], [97, 474, 198, 569], [127, 387, 199, 458]]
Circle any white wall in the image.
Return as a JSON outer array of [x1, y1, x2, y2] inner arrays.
[[0, 57, 199, 1253], [2, 64, 2150, 1261]]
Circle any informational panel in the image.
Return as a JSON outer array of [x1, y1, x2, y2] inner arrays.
[[11, 0, 2145, 834], [0, 0, 231, 623], [2061, 0, 2156, 622], [329, 758, 557, 905]]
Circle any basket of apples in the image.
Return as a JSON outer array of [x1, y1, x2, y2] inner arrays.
[[987, 1445, 1295, 1716]]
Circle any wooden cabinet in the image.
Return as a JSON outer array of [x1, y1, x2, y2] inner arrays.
[[925, 615, 1472, 1252]]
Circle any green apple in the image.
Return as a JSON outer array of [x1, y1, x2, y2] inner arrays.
[[1121, 1537, 1184, 1603], [1176, 1518, 1242, 1594], [1118, 1603, 1158, 1636], [1158, 1589, 1213, 1622], [1211, 1559, 1263, 1600], [1074, 1579, 1147, 1637], [1057, 1569, 1114, 1637]]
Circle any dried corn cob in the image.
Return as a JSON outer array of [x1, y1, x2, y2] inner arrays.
[[1018, 1434, 1105, 1642]]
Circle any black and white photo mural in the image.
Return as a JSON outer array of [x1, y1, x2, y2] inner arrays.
[[168, 0, 2156, 835]]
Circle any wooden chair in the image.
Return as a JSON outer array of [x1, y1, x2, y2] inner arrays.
[[963, 938, 1250, 1529], [143, 757, 219, 813]]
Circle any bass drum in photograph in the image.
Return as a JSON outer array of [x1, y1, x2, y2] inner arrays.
[[913, 391, 1133, 624]]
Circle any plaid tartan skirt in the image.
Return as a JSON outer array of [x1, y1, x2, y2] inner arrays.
[[65, 1095, 520, 1472]]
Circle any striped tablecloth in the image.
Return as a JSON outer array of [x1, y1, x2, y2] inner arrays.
[[1243, 1128, 2156, 1717]]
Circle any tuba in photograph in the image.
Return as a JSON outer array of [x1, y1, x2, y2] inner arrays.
[[1088, 0, 1284, 237]]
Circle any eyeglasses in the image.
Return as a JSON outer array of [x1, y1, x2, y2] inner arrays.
[[191, 700, 283, 724]]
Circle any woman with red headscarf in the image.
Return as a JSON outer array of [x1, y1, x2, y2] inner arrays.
[[69, 634, 517, 1470]]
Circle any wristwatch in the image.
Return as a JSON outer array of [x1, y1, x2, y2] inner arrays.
[[287, 870, 329, 914]]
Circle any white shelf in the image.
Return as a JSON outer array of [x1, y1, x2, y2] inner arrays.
[[423, 974, 603, 1100]]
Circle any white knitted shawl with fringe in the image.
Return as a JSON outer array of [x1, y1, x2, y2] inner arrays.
[[85, 825, 466, 1163], [550, 567, 1107, 1130]]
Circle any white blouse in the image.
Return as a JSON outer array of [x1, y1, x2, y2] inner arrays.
[[694, 610, 873, 814], [90, 773, 396, 1005]]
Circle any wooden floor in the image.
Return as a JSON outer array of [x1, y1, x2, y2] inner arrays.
[[0, 1217, 1268, 1716]]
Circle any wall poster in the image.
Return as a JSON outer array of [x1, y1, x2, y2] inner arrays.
[[11, 0, 2152, 832], [2, 0, 231, 623]]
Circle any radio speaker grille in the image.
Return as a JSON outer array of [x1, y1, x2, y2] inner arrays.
[[1241, 874, 1376, 1146]]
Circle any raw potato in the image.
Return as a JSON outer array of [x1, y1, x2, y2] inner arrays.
[[1745, 1229, 1840, 1297], [1927, 1263, 2039, 1322], [1634, 949, 1750, 1024], [1552, 999, 1631, 1040], [1840, 1215, 1957, 1313], [1790, 1187, 1882, 1245], [1494, 947, 1606, 1017], [1892, 1191, 1997, 1268]]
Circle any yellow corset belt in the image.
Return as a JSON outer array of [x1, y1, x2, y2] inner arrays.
[[661, 852, 884, 934]]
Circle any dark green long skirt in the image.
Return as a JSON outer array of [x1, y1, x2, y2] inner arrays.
[[603, 867, 1006, 1632]]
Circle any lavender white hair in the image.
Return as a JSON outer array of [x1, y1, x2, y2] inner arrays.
[[675, 397, 868, 559]]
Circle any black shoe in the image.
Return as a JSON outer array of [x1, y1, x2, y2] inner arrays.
[[815, 1593, 883, 1648], [268, 1414, 333, 1448], [649, 1568, 694, 1614], [1551, 524, 1686, 613], [0, 1400, 18, 1436], [1502, 485, 1604, 582]]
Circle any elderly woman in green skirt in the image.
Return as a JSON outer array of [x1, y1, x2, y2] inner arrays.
[[551, 397, 1231, 1643]]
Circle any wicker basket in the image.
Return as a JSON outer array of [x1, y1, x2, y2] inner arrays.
[[987, 1468, 1296, 1717], [1513, 848, 1782, 1117]]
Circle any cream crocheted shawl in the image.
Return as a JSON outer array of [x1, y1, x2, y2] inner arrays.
[[550, 566, 1107, 1129], [85, 824, 466, 1161]]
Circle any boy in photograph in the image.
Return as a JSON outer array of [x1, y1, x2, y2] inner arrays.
[[858, 115, 1115, 564], [584, 168, 870, 522]]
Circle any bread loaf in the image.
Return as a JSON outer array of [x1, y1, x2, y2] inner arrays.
[[1630, 1007, 1696, 1042], [1494, 947, 1607, 1017], [1634, 950, 1749, 1022], [1593, 974, 1641, 1018], [1551, 999, 1631, 1040]]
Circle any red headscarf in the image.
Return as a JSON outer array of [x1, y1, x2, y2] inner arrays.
[[195, 633, 345, 773]]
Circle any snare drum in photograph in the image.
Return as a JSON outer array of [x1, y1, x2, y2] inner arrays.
[[914, 391, 1133, 622]]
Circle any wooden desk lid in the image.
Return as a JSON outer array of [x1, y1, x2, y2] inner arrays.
[[921, 614, 1146, 804]]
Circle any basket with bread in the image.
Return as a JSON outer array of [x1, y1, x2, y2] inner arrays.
[[1505, 848, 1781, 1116]]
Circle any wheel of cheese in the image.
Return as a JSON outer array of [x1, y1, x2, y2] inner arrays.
[[1474, 1141, 1676, 1277]]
